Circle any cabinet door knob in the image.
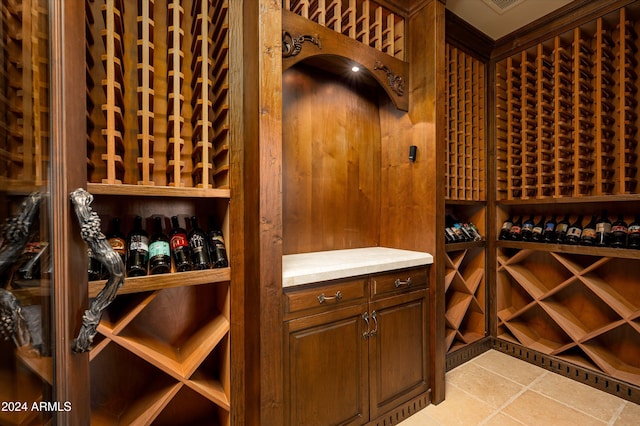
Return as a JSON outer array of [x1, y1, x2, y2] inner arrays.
[[362, 312, 370, 339], [395, 277, 412, 288], [317, 290, 343, 304]]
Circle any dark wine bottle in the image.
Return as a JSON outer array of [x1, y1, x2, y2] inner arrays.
[[580, 214, 598, 246], [627, 214, 640, 249], [126, 216, 149, 277], [169, 216, 193, 272], [509, 216, 523, 241], [188, 216, 211, 270], [521, 215, 535, 241], [555, 214, 571, 244], [207, 217, 229, 268], [149, 216, 171, 275], [542, 215, 557, 243], [107, 217, 126, 265], [611, 214, 629, 248], [565, 215, 583, 245], [529, 216, 545, 242], [499, 215, 514, 240], [595, 210, 612, 247]]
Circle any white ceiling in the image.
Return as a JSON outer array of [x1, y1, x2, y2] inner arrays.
[[445, 0, 575, 40]]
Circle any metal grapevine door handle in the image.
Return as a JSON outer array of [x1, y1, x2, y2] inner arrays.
[[317, 290, 343, 304]]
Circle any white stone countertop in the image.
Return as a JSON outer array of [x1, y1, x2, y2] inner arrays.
[[282, 247, 433, 288]]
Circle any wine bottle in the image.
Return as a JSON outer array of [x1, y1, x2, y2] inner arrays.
[[580, 214, 598, 246], [149, 216, 171, 275], [126, 216, 149, 277], [107, 217, 126, 265], [611, 214, 629, 248], [595, 210, 612, 247], [542, 215, 557, 243], [565, 215, 583, 245], [499, 215, 514, 240], [627, 214, 640, 249], [509, 216, 523, 241], [521, 215, 535, 241], [207, 217, 229, 268], [169, 216, 193, 272], [530, 216, 546, 242], [555, 214, 571, 243], [188, 216, 211, 270]]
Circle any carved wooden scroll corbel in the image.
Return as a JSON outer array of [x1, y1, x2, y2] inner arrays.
[[282, 30, 321, 58], [374, 60, 404, 96], [70, 188, 124, 353]]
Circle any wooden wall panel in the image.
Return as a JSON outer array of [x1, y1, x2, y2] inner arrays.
[[282, 65, 381, 254]]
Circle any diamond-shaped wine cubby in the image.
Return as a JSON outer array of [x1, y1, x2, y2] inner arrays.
[[444, 246, 486, 353], [89, 283, 230, 425], [497, 247, 640, 387]]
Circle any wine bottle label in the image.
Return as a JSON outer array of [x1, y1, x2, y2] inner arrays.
[[556, 223, 568, 233], [567, 227, 582, 237], [544, 223, 555, 232], [612, 225, 628, 233], [109, 237, 126, 253], [129, 235, 149, 252], [501, 221, 513, 230], [532, 226, 543, 235], [189, 233, 206, 249], [510, 225, 521, 234], [596, 223, 612, 233], [582, 228, 596, 238], [522, 223, 533, 231], [629, 225, 640, 234], [149, 241, 170, 258], [170, 233, 189, 250]]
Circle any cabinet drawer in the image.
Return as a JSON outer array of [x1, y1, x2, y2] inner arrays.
[[285, 278, 368, 317], [371, 267, 428, 298]]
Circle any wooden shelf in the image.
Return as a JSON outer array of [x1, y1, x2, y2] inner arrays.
[[497, 240, 640, 260], [446, 240, 486, 251], [87, 182, 230, 198], [88, 267, 230, 298]]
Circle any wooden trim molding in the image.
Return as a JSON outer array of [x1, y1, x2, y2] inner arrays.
[[50, 1, 90, 424]]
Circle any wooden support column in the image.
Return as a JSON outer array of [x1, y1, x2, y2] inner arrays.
[[50, 1, 90, 424]]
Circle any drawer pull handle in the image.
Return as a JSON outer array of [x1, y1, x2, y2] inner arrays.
[[395, 277, 412, 288], [317, 291, 343, 304]]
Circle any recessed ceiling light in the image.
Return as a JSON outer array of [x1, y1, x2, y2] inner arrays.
[[351, 65, 360, 72]]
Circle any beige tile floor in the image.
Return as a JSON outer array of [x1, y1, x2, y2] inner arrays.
[[398, 350, 640, 426]]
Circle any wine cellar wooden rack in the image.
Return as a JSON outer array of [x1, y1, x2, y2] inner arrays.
[[445, 43, 485, 202], [0, 0, 50, 188], [86, 0, 230, 189], [497, 246, 640, 387], [495, 7, 640, 200], [283, 0, 406, 61], [494, 3, 640, 397], [84, 0, 232, 423]]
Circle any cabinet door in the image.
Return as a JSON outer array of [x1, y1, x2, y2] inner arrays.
[[285, 303, 369, 426], [368, 290, 429, 419]]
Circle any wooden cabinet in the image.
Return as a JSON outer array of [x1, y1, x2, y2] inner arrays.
[[284, 267, 430, 426]]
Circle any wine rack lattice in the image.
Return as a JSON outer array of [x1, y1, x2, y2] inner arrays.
[[445, 43, 485, 201], [0, 0, 50, 187], [495, 7, 640, 199], [445, 247, 486, 353], [497, 248, 640, 386], [87, 0, 230, 189], [283, 0, 405, 60]]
